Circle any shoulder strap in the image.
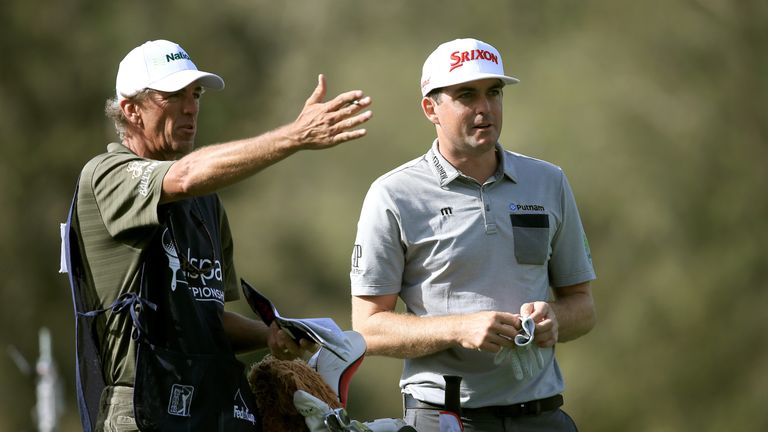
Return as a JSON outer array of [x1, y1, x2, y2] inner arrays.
[[63, 156, 109, 432]]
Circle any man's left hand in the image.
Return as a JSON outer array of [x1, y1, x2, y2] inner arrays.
[[520, 301, 558, 348]]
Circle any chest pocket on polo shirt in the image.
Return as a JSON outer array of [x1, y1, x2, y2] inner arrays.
[[510, 213, 550, 265]]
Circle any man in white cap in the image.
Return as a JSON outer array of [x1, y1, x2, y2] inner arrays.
[[350, 38, 596, 431], [65, 39, 371, 431]]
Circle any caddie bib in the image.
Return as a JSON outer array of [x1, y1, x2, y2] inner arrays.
[[64, 189, 261, 431], [133, 197, 260, 431]]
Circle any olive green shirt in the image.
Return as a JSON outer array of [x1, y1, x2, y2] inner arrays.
[[73, 143, 239, 386]]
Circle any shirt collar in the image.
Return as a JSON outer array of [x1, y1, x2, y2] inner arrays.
[[107, 142, 137, 156], [498, 145, 519, 184], [427, 139, 519, 187], [427, 139, 461, 187]]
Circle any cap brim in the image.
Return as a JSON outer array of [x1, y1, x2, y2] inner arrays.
[[149, 69, 225, 92], [423, 73, 519, 96]]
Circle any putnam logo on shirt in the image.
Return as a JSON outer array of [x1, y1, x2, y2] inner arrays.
[[509, 202, 546, 212]]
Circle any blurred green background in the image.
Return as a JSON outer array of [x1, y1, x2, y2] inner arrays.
[[1, 0, 766, 430]]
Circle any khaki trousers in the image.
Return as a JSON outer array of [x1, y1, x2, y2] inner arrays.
[[95, 386, 137, 432]]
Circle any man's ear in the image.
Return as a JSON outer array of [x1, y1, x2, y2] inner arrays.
[[120, 99, 141, 126], [421, 96, 440, 125]]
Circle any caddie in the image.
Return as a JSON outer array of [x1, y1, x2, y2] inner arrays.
[[63, 38, 372, 431]]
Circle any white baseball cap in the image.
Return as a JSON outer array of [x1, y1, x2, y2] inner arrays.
[[420, 38, 519, 97], [115, 39, 225, 100]]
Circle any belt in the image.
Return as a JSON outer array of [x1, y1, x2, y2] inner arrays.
[[403, 393, 563, 418]]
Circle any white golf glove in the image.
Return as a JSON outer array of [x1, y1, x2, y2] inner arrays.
[[494, 316, 545, 380]]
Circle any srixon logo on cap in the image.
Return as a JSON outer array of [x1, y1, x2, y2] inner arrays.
[[449, 49, 499, 72]]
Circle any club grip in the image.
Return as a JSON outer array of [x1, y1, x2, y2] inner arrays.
[[443, 375, 462, 416]]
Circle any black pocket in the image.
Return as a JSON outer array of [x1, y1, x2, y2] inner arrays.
[[133, 343, 261, 432], [510, 214, 550, 265], [134, 343, 214, 431]]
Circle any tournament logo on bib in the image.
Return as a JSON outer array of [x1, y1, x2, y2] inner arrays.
[[162, 228, 181, 291]]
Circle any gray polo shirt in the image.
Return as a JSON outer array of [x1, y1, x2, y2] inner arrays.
[[350, 140, 596, 407]]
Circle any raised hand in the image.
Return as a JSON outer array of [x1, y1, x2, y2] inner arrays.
[[290, 74, 373, 149]]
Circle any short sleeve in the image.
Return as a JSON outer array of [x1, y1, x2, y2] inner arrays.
[[548, 172, 596, 287], [350, 181, 406, 296], [89, 149, 174, 241]]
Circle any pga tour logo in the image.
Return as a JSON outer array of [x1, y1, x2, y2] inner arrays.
[[168, 384, 194, 417]]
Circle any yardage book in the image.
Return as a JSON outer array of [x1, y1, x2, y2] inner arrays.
[[240, 279, 348, 361]]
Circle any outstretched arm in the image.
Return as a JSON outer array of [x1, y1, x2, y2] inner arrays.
[[351, 294, 521, 358], [161, 74, 372, 202]]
